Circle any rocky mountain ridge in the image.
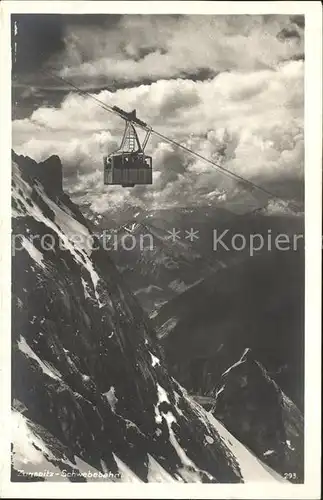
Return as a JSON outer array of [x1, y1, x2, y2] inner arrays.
[[11, 152, 283, 483]]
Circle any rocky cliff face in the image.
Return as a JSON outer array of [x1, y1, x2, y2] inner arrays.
[[12, 150, 63, 193], [154, 243, 304, 411], [11, 153, 282, 483], [212, 349, 304, 483]]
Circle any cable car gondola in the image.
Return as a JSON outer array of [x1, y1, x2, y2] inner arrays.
[[103, 109, 152, 188]]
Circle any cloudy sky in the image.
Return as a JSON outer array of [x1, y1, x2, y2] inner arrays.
[[12, 14, 304, 213]]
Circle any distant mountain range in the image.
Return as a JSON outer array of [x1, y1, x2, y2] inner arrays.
[[81, 202, 304, 318]]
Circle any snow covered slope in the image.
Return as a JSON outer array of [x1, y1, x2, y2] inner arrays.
[[11, 152, 284, 483]]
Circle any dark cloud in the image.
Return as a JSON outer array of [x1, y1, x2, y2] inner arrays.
[[63, 14, 121, 27], [181, 68, 219, 82], [12, 14, 65, 74], [290, 15, 305, 30], [12, 14, 304, 95], [122, 45, 167, 62], [11, 14, 121, 75], [289, 54, 305, 62], [277, 27, 301, 41]]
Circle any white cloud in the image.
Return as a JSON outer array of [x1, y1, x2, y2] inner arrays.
[[57, 15, 304, 86], [13, 54, 303, 213]]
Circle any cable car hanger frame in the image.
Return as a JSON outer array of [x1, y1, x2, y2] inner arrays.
[[103, 110, 153, 188]]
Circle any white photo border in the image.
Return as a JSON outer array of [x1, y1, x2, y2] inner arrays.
[[0, 2, 321, 499]]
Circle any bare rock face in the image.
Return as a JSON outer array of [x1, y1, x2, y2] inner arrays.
[[11, 152, 280, 483], [154, 237, 304, 412], [212, 349, 304, 483], [12, 150, 63, 193]]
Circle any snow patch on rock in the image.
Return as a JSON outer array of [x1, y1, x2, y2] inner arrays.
[[222, 348, 250, 376], [206, 412, 285, 482], [103, 386, 118, 413], [17, 335, 62, 381], [149, 351, 160, 367], [157, 317, 178, 339], [20, 235, 46, 269], [112, 453, 143, 482], [147, 454, 177, 482]]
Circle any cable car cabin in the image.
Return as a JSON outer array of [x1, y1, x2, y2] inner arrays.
[[103, 110, 153, 188], [104, 153, 152, 187]]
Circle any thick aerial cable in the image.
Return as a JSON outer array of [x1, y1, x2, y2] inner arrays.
[[153, 130, 275, 199], [38, 68, 302, 212], [41, 68, 126, 122]]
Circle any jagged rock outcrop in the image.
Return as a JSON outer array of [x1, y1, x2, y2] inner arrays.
[[11, 153, 282, 483], [12, 151, 63, 193], [212, 349, 304, 483]]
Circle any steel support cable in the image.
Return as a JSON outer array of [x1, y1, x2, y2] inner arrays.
[[37, 68, 302, 212]]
